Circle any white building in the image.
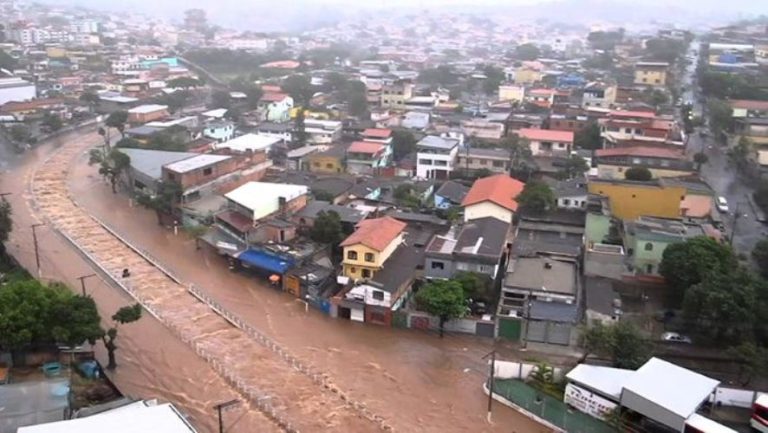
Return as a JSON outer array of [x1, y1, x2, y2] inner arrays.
[[344, 283, 391, 322], [225, 182, 308, 222], [214, 133, 282, 153], [305, 119, 342, 144], [0, 77, 36, 105], [416, 135, 460, 179], [70, 20, 100, 34]]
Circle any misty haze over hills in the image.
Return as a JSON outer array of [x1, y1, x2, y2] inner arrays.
[[35, 0, 768, 32]]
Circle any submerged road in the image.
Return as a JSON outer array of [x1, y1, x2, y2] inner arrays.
[[2, 130, 553, 433]]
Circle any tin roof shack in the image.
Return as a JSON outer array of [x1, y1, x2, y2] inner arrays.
[[117, 148, 197, 195]]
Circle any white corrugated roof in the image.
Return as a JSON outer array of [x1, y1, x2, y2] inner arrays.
[[17, 402, 197, 433], [621, 357, 719, 419], [215, 133, 281, 153], [566, 364, 634, 400], [164, 154, 231, 173], [225, 182, 308, 220], [128, 104, 168, 114]]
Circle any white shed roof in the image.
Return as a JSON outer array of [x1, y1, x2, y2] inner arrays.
[[164, 154, 231, 173], [566, 364, 634, 400], [17, 402, 197, 433], [201, 108, 227, 118], [621, 357, 719, 419], [225, 182, 308, 220], [128, 104, 168, 114], [215, 133, 281, 153]]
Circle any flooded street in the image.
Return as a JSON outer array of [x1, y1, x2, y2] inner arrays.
[[2, 130, 551, 433]]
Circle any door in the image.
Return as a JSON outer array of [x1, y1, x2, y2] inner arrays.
[[546, 322, 572, 346], [498, 317, 522, 340], [526, 320, 547, 343], [338, 306, 351, 320]]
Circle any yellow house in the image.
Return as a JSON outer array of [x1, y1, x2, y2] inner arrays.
[[498, 85, 525, 103], [514, 67, 542, 85], [634, 62, 669, 86], [587, 179, 685, 220], [46, 47, 68, 58], [308, 145, 345, 174], [341, 216, 407, 280]]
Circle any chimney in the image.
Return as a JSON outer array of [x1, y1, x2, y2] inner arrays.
[[543, 260, 553, 270], [278, 196, 287, 214]]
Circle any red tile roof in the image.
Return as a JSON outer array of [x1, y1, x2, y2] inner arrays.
[[596, 146, 685, 159], [262, 85, 282, 93], [340, 216, 406, 251], [363, 128, 392, 138], [348, 141, 385, 155], [730, 100, 768, 111], [461, 174, 525, 212], [261, 92, 290, 102], [517, 128, 574, 143]]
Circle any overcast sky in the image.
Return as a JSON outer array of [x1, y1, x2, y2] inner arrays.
[[39, 0, 767, 31]]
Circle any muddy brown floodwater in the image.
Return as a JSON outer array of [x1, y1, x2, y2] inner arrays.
[[2, 129, 554, 433]]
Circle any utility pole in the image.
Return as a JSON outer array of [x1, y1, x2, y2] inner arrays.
[[729, 202, 742, 247], [521, 289, 533, 351], [482, 349, 497, 423], [77, 274, 97, 296], [31, 223, 44, 276], [213, 399, 240, 433]]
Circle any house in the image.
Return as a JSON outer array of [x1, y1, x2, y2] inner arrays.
[[525, 88, 556, 108], [499, 256, 579, 345], [455, 147, 511, 175], [258, 92, 294, 122], [513, 66, 543, 85], [380, 80, 414, 110], [340, 216, 407, 281], [730, 99, 768, 118], [587, 178, 686, 220], [512, 210, 586, 259], [0, 77, 36, 105], [548, 113, 590, 133], [424, 217, 511, 280], [254, 121, 293, 142], [222, 181, 309, 242], [594, 146, 695, 179], [202, 120, 234, 143], [553, 177, 588, 210], [581, 82, 617, 109], [461, 119, 505, 141], [294, 200, 368, 232], [402, 111, 430, 130], [515, 128, 574, 157], [127, 104, 169, 124], [633, 62, 669, 86], [416, 135, 460, 179], [214, 133, 282, 153], [161, 154, 234, 202], [346, 141, 392, 175], [434, 180, 470, 209], [361, 128, 393, 144], [599, 111, 679, 148], [498, 84, 525, 103], [285, 145, 323, 171], [462, 174, 525, 223], [308, 145, 346, 174], [305, 119, 342, 144], [118, 148, 198, 195]]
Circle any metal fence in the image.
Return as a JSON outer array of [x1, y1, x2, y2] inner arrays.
[[492, 379, 616, 433]]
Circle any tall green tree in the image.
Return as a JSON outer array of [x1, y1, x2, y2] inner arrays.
[[560, 154, 589, 179], [41, 111, 63, 132], [49, 294, 103, 348], [581, 321, 651, 369], [79, 90, 100, 112], [105, 110, 129, 138], [415, 280, 466, 337], [167, 77, 201, 89], [501, 135, 533, 180], [659, 236, 737, 296], [516, 181, 555, 214], [137, 181, 182, 225], [683, 270, 757, 343], [0, 198, 11, 256], [210, 90, 231, 109], [693, 152, 709, 172], [282, 74, 314, 106], [707, 99, 733, 135], [574, 122, 602, 150], [624, 166, 653, 181], [309, 211, 343, 245], [514, 43, 540, 61], [293, 108, 307, 148], [728, 342, 768, 386], [103, 304, 142, 369], [391, 129, 417, 160], [753, 239, 768, 278], [89, 148, 131, 193], [8, 124, 31, 143]]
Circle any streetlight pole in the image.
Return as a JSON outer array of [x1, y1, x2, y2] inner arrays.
[[77, 274, 97, 296], [213, 399, 240, 433], [31, 223, 44, 276], [482, 349, 497, 423]]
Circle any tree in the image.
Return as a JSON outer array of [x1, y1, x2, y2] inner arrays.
[[587, 29, 625, 51], [415, 280, 466, 337], [418, 66, 457, 87], [282, 74, 314, 106], [752, 239, 768, 278], [453, 271, 493, 302], [729, 136, 755, 169], [344, 81, 368, 117], [482, 65, 505, 95], [105, 110, 128, 138], [574, 122, 602, 150], [391, 129, 417, 160], [41, 111, 63, 132], [137, 181, 182, 225], [707, 99, 733, 135], [79, 90, 100, 112], [293, 108, 307, 148], [683, 270, 757, 343], [659, 236, 737, 296], [167, 77, 201, 89], [693, 152, 709, 171], [245, 86, 264, 110], [49, 294, 103, 349], [501, 135, 533, 180], [89, 148, 131, 193], [640, 88, 668, 107], [309, 211, 343, 245], [728, 342, 768, 386], [514, 43, 540, 61], [581, 321, 651, 369], [0, 198, 11, 255], [0, 279, 58, 350], [210, 90, 231, 109], [9, 124, 31, 143], [560, 154, 589, 179], [103, 304, 142, 369], [517, 181, 555, 214], [757, 181, 768, 216], [0, 49, 16, 70], [624, 167, 652, 181], [115, 137, 141, 148]]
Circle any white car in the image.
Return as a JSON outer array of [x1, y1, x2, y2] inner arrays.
[[715, 196, 729, 213], [661, 332, 692, 344]]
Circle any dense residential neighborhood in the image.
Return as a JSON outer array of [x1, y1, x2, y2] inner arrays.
[[2, 0, 768, 432]]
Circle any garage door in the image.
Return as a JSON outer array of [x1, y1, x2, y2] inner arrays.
[[498, 318, 521, 340], [350, 308, 364, 322], [547, 322, 572, 346], [526, 320, 547, 343]]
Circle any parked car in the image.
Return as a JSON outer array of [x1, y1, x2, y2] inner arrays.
[[661, 332, 692, 344], [715, 196, 729, 213]]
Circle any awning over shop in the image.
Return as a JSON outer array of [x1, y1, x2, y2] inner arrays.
[[237, 249, 295, 274], [199, 226, 246, 255]]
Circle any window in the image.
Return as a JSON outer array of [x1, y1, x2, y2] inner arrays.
[[347, 250, 358, 260], [646, 264, 654, 274], [456, 262, 468, 271], [364, 252, 374, 262], [466, 158, 474, 164], [203, 167, 213, 176], [654, 79, 660, 84], [372, 290, 384, 301], [362, 269, 371, 279], [431, 261, 445, 270], [563, 199, 570, 205], [326, 163, 334, 169], [167, 173, 175, 181], [418, 159, 433, 165], [480, 159, 488, 165], [383, 99, 389, 104], [493, 160, 504, 167], [644, 242, 653, 251], [314, 162, 321, 167]]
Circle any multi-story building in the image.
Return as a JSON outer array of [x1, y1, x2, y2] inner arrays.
[[498, 85, 525, 103], [304, 119, 342, 144], [515, 128, 574, 157], [623, 216, 712, 276], [424, 217, 510, 280], [634, 62, 669, 87], [587, 178, 686, 220], [581, 82, 617, 109], [594, 146, 695, 179], [258, 93, 293, 123], [461, 119, 505, 141], [0, 77, 36, 105], [456, 148, 511, 175], [341, 216, 406, 281], [730, 100, 768, 118], [380, 80, 414, 110], [416, 135, 460, 179], [346, 141, 392, 175]]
